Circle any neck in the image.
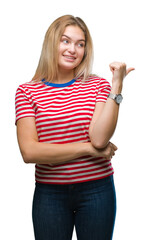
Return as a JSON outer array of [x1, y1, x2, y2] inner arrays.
[[52, 69, 75, 84]]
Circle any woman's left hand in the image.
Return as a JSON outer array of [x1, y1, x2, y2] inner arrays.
[[109, 62, 135, 84]]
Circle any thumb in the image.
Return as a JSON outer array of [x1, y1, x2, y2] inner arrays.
[[126, 67, 135, 75]]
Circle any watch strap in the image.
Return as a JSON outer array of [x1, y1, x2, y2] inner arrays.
[[108, 93, 123, 104], [108, 93, 116, 100]]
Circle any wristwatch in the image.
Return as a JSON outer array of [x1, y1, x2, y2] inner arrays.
[[108, 93, 123, 104]]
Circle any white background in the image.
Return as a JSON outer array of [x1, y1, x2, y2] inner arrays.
[[0, 0, 150, 239]]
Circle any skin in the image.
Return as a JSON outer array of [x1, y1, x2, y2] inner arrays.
[[53, 25, 86, 84], [58, 26, 85, 76], [17, 25, 134, 165], [89, 62, 135, 148]]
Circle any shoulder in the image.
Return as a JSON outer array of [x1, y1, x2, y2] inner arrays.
[[89, 74, 110, 83], [16, 80, 43, 92], [79, 75, 111, 88]]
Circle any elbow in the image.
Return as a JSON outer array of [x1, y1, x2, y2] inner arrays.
[[92, 142, 108, 150], [89, 130, 108, 149], [91, 138, 108, 149], [21, 148, 34, 164], [22, 152, 32, 164], [18, 140, 39, 164]]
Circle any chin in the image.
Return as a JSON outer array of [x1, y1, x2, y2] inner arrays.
[[59, 63, 77, 71]]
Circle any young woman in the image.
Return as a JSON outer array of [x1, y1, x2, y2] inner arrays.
[[15, 15, 134, 240]]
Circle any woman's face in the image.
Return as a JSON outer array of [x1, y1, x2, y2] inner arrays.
[[58, 25, 85, 73]]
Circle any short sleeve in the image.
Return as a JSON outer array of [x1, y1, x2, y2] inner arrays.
[[96, 78, 111, 103], [15, 86, 35, 124]]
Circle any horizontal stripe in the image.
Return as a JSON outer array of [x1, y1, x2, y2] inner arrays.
[[35, 165, 112, 178], [15, 75, 112, 184], [35, 171, 114, 184], [36, 162, 111, 175], [36, 157, 108, 170]]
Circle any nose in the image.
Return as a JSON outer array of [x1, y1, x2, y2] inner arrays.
[[68, 43, 76, 54]]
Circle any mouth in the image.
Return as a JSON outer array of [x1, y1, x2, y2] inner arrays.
[[63, 55, 76, 61]]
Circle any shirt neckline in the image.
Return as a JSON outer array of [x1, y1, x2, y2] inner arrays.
[[41, 78, 76, 88]]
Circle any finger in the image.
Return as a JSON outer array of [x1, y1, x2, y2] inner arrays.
[[126, 67, 135, 75], [110, 143, 118, 151], [109, 62, 126, 70], [111, 149, 115, 156], [109, 64, 119, 73], [112, 151, 115, 156]]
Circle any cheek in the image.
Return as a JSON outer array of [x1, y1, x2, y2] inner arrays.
[[58, 44, 64, 55]]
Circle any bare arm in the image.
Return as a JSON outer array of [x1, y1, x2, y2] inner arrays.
[[89, 100, 119, 149], [16, 117, 117, 165], [89, 62, 135, 149]]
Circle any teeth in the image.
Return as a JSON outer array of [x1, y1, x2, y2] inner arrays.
[[64, 56, 75, 59]]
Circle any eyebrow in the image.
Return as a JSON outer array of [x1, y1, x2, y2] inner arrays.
[[62, 34, 86, 42]]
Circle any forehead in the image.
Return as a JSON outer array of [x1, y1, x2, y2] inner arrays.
[[62, 25, 85, 41]]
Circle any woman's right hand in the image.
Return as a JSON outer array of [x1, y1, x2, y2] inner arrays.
[[89, 142, 118, 160]]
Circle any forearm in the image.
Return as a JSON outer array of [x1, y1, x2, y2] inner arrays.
[[90, 83, 122, 148], [90, 61, 134, 149], [22, 141, 90, 165]]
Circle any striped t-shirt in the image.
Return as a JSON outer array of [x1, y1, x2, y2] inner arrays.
[[15, 75, 114, 184]]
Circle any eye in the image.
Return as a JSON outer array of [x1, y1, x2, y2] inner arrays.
[[77, 42, 85, 48], [62, 39, 69, 44]]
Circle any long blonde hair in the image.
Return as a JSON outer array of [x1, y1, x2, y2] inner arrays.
[[32, 15, 93, 82]]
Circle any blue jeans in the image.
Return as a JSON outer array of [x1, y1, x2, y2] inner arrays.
[[32, 175, 116, 240]]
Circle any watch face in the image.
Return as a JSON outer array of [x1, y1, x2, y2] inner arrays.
[[116, 94, 123, 104]]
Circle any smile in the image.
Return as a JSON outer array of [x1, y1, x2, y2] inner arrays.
[[63, 55, 76, 60]]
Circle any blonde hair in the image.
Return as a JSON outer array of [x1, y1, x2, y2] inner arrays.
[[32, 15, 93, 82]]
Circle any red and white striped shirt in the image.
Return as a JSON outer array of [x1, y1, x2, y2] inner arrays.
[[15, 75, 114, 184]]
